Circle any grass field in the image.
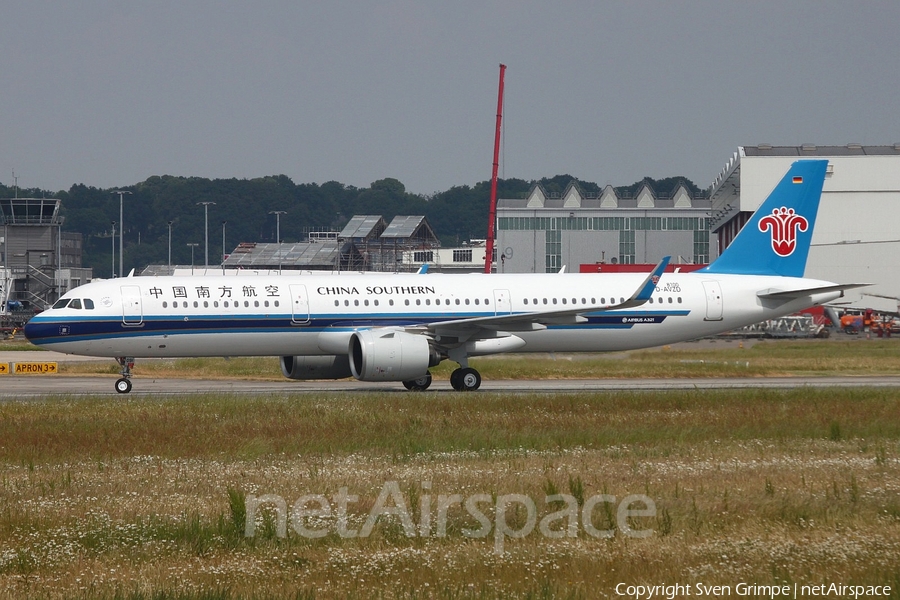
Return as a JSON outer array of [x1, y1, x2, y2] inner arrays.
[[0, 381, 899, 599]]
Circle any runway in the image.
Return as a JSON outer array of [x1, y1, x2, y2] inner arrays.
[[2, 348, 899, 398], [2, 374, 900, 398]]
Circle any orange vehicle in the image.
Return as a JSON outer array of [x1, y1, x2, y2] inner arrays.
[[840, 313, 864, 334]]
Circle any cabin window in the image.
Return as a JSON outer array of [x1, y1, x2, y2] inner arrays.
[[204, 301, 209, 308], [416, 299, 421, 306], [364, 300, 369, 306], [214, 301, 219, 308], [591, 298, 596, 304], [265, 301, 269, 308], [601, 298, 605, 304], [193, 301, 199, 308], [388, 299, 393, 306], [465, 299, 470, 305], [224, 301, 229, 308], [668, 297, 673, 304], [254, 300, 260, 307], [244, 301, 250, 308], [649, 298, 654, 304], [354, 300, 359, 307], [84, 299, 95, 309], [405, 299, 410, 306], [562, 298, 567, 305], [581, 298, 586, 304], [274, 301, 279, 307], [344, 300, 350, 306], [334, 300, 339, 307], [425, 299, 431, 306], [474, 299, 480, 305], [552, 298, 557, 305], [572, 298, 577, 305], [445, 299, 450, 306], [455, 299, 460, 305], [485, 299, 489, 305], [374, 299, 379, 306], [162, 301, 168, 308], [677, 297, 683, 304], [542, 298, 548, 305], [184, 302, 189, 308]]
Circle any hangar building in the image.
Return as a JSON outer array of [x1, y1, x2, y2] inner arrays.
[[710, 145, 900, 312], [496, 181, 715, 273]]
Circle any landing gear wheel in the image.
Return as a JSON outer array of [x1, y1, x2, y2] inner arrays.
[[115, 378, 132, 394], [402, 371, 433, 391], [451, 367, 481, 391], [450, 369, 463, 390]]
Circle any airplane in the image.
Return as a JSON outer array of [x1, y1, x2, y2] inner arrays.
[[24, 159, 862, 393]]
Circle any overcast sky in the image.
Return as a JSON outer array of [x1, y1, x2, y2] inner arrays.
[[2, 1, 898, 195]]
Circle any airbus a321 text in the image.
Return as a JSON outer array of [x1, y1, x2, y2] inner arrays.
[[25, 160, 862, 393]]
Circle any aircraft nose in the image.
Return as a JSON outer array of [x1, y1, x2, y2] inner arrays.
[[23, 315, 43, 344]]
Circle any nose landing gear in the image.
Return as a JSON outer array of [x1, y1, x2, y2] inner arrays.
[[115, 357, 135, 394]]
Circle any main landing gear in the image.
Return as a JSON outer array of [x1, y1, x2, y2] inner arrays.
[[400, 366, 482, 392], [402, 371, 433, 391], [115, 357, 134, 394], [450, 367, 481, 391]]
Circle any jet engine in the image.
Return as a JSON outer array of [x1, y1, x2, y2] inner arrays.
[[349, 329, 438, 381], [280, 355, 353, 380]]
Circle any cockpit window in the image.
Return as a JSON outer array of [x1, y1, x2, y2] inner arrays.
[[52, 299, 70, 309], [84, 299, 95, 309], [69, 299, 83, 309]]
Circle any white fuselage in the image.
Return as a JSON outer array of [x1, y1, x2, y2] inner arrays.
[[25, 270, 840, 359]]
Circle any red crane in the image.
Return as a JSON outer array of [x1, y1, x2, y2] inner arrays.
[[484, 63, 506, 274]]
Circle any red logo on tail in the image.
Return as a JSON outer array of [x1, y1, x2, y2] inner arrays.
[[758, 207, 808, 257]]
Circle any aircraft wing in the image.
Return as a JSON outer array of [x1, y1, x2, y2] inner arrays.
[[757, 283, 870, 300], [425, 257, 670, 334]]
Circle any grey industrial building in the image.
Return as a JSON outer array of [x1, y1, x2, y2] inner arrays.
[[496, 181, 715, 273]]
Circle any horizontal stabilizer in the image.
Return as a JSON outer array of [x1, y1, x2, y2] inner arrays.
[[757, 283, 870, 300]]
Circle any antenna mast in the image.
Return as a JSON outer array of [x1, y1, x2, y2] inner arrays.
[[484, 63, 506, 274]]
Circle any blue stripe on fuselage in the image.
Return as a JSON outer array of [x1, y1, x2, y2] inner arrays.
[[25, 310, 690, 346]]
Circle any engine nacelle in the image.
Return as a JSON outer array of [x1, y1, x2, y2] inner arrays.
[[349, 329, 434, 382], [280, 355, 353, 380]]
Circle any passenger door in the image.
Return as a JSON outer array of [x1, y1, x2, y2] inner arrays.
[[289, 284, 310, 325], [120, 285, 143, 326], [702, 281, 724, 321], [493, 289, 512, 316]]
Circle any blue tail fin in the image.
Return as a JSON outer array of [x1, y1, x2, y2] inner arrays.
[[703, 159, 828, 277]]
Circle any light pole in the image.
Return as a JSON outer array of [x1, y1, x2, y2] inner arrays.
[[198, 201, 216, 268], [112, 190, 132, 278], [167, 221, 174, 267], [187, 243, 199, 275], [269, 210, 287, 273], [111, 221, 116, 277], [221, 221, 227, 265]]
